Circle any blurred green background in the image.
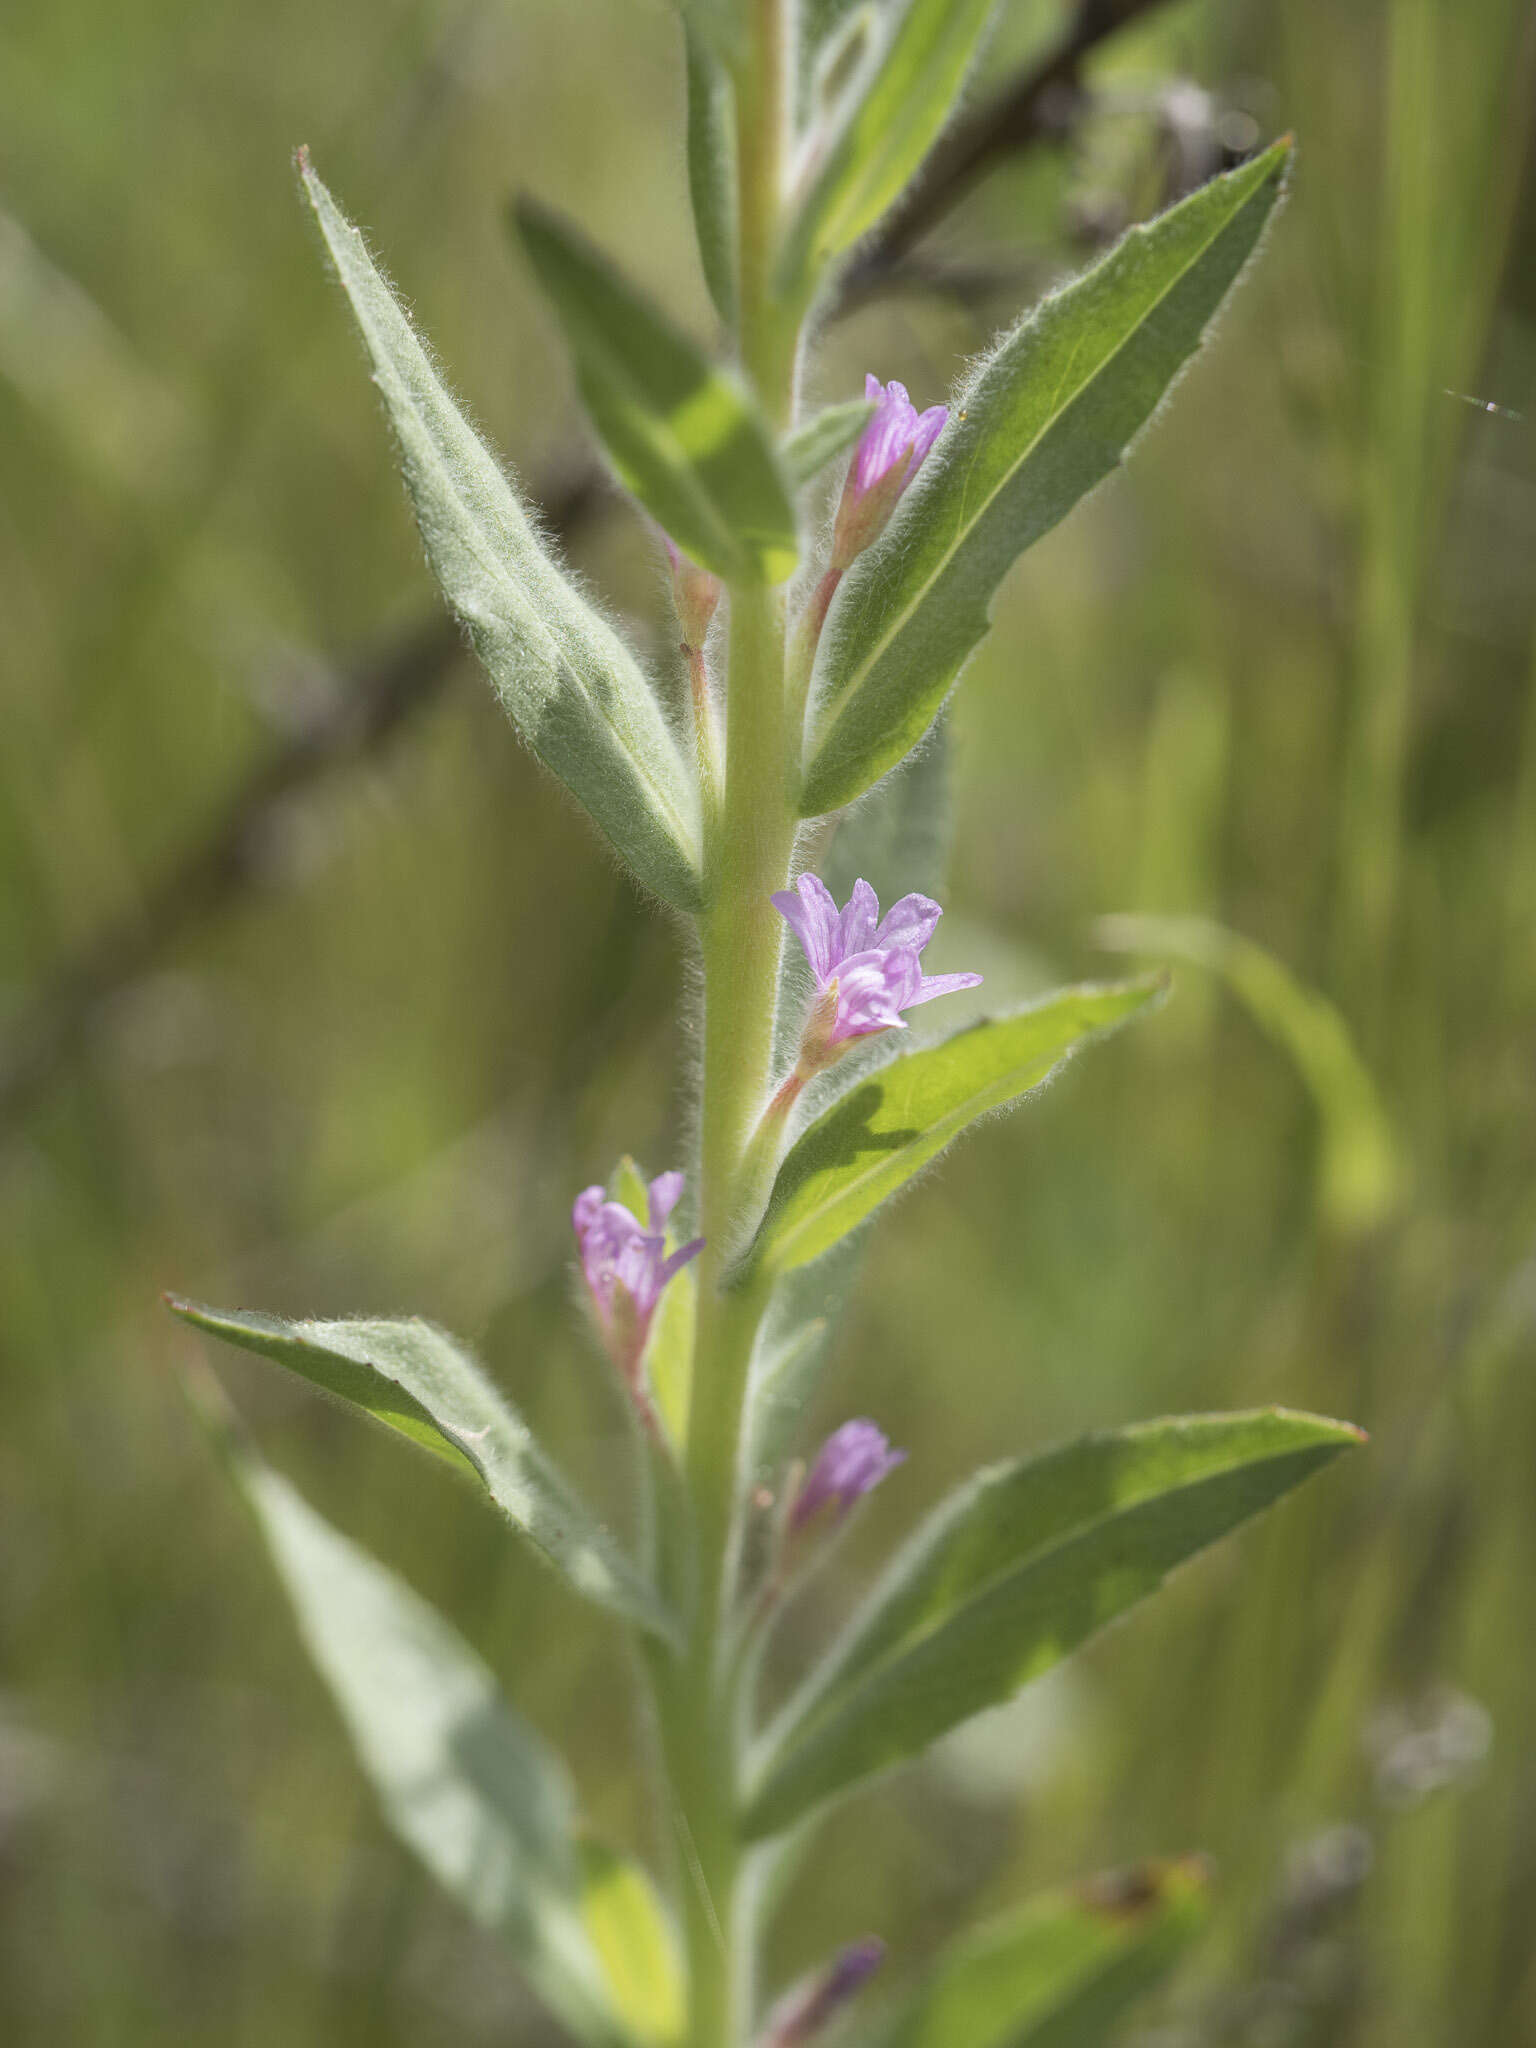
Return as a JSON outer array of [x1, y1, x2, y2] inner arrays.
[[3, 0, 1534, 2041]]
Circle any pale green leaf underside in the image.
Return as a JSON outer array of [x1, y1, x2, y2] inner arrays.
[[871, 1858, 1210, 2048], [516, 197, 796, 583], [1097, 913, 1403, 1232], [743, 1408, 1362, 1837], [783, 398, 874, 486], [227, 1440, 624, 2043], [745, 979, 1162, 1279], [780, 0, 997, 288], [801, 141, 1292, 816], [169, 1297, 679, 1645], [299, 157, 702, 909]]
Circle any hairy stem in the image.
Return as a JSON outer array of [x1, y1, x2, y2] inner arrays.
[[661, 4, 802, 2042]]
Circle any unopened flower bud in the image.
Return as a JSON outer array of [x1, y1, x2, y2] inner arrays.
[[763, 1938, 887, 2047], [830, 376, 946, 570], [791, 1421, 905, 1531]]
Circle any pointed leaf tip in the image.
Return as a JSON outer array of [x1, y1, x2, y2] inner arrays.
[[297, 161, 704, 909]]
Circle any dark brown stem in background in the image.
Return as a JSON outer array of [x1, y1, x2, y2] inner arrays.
[[0, 471, 601, 1130]]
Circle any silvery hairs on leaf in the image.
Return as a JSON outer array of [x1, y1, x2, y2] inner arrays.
[[168, 1297, 681, 1646], [299, 155, 704, 911], [800, 141, 1292, 817]]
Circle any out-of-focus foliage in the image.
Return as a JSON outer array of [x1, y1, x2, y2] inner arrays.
[[1, 2, 1533, 2045]]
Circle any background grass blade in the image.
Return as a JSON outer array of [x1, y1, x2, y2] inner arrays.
[[1097, 913, 1404, 1235]]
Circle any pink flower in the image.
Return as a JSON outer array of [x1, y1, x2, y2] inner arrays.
[[764, 1938, 887, 2047], [772, 873, 981, 1075], [791, 1421, 906, 1531], [830, 375, 947, 569], [572, 1171, 702, 1387]]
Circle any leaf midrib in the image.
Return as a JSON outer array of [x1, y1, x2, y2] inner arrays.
[[808, 159, 1279, 753], [765, 1034, 1073, 1271], [754, 1436, 1329, 1800], [315, 186, 700, 868]]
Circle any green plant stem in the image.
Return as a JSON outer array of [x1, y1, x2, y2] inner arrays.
[[655, 4, 804, 2042]]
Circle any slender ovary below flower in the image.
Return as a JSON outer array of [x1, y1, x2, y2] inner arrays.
[[831, 375, 947, 571], [571, 1171, 702, 1398], [773, 873, 982, 1079], [662, 534, 721, 653], [791, 1420, 906, 1531]]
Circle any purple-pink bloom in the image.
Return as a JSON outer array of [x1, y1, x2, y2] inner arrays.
[[572, 1171, 702, 1380], [831, 375, 947, 569], [764, 1938, 887, 2047], [772, 873, 981, 1073], [792, 1420, 906, 1531]]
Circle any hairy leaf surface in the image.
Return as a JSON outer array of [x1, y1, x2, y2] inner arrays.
[[744, 1409, 1362, 1836], [744, 980, 1160, 1279], [169, 1297, 678, 1644], [780, 0, 997, 288], [224, 1436, 624, 2043], [515, 197, 796, 583], [801, 143, 1291, 815], [300, 157, 702, 908]]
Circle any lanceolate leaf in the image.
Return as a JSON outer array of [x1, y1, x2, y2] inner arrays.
[[298, 158, 701, 909], [743, 1409, 1363, 1838], [514, 197, 797, 583], [168, 1297, 680, 1646], [779, 0, 997, 290], [870, 1859, 1210, 2048], [801, 142, 1292, 817], [744, 980, 1161, 1280], [221, 1432, 624, 2044], [783, 398, 875, 486], [684, 24, 739, 330]]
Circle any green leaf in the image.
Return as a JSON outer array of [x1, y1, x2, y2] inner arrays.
[[167, 1296, 680, 1647], [782, 398, 874, 486], [870, 1859, 1210, 2048], [513, 197, 797, 584], [218, 1427, 624, 2044], [744, 979, 1162, 1280], [801, 142, 1293, 816], [298, 156, 702, 911], [779, 0, 998, 290], [673, 0, 743, 61], [579, 1842, 686, 2046], [684, 25, 739, 330], [743, 1409, 1363, 1838], [1097, 914, 1404, 1234]]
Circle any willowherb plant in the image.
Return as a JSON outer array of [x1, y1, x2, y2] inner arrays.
[[168, 6, 1361, 2044]]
